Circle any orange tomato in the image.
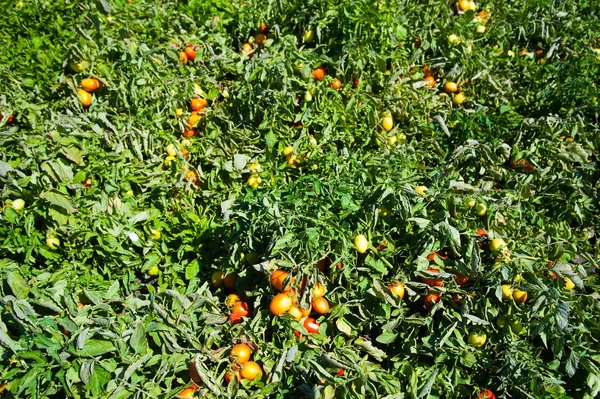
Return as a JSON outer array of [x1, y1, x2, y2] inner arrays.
[[312, 297, 330, 314], [185, 170, 198, 183], [178, 387, 196, 398], [78, 89, 92, 107], [230, 344, 252, 365], [331, 79, 342, 89], [183, 129, 195, 138], [242, 43, 253, 54], [81, 78, 100, 91], [424, 75, 436, 87], [444, 82, 458, 93], [476, 390, 496, 399], [190, 98, 207, 111], [424, 292, 441, 309], [241, 362, 262, 381], [288, 306, 303, 321], [270, 293, 293, 315], [421, 268, 444, 287], [179, 52, 188, 64], [188, 113, 203, 128], [232, 301, 250, 317], [258, 23, 268, 33], [255, 33, 267, 45], [230, 311, 245, 325], [224, 369, 241, 384], [300, 305, 312, 317], [312, 66, 325, 80], [388, 281, 405, 299], [185, 46, 196, 60], [270, 270, 290, 291]]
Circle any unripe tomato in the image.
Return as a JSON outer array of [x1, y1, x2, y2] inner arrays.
[[467, 332, 487, 347], [415, 186, 428, 195], [476, 25, 486, 33], [465, 199, 476, 208], [512, 289, 528, 304], [312, 297, 330, 314], [10, 199, 25, 211], [496, 316, 507, 328], [211, 271, 225, 287], [489, 238, 506, 252], [475, 203, 487, 216], [312, 66, 325, 80], [331, 79, 342, 89], [270, 293, 293, 315], [388, 281, 405, 299], [304, 91, 313, 102], [448, 34, 460, 44], [147, 264, 159, 276], [303, 317, 320, 333], [190, 98, 207, 111], [166, 144, 178, 156], [421, 268, 444, 287], [225, 294, 241, 307], [564, 277, 575, 290], [240, 362, 262, 381], [282, 146, 294, 156], [185, 46, 196, 60], [444, 82, 458, 93], [312, 283, 326, 298], [270, 270, 290, 291], [81, 78, 100, 92], [288, 306, 303, 321], [424, 292, 441, 309], [304, 30, 314, 43], [78, 89, 92, 107], [382, 115, 394, 131], [46, 236, 60, 250], [424, 75, 436, 87], [230, 344, 251, 365], [501, 284, 513, 299], [232, 301, 250, 317], [354, 235, 369, 253], [453, 92, 466, 105], [510, 320, 524, 335]]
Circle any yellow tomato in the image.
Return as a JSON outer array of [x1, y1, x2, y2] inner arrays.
[[382, 115, 394, 131], [501, 284, 513, 299], [564, 277, 575, 291], [150, 229, 161, 240], [512, 289, 528, 304], [164, 155, 176, 167], [388, 281, 405, 299], [458, 0, 470, 11], [354, 234, 369, 253], [78, 89, 92, 107], [444, 82, 458, 93], [467, 332, 487, 347], [46, 236, 60, 250], [312, 283, 326, 298], [476, 25, 486, 33], [489, 238, 506, 252], [415, 186, 428, 196], [283, 146, 294, 156], [453, 92, 466, 105], [165, 144, 177, 156]]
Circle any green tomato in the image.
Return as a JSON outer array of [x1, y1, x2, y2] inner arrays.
[[304, 30, 315, 44], [475, 203, 487, 216], [465, 199, 476, 208], [147, 264, 160, 276], [304, 91, 313, 102], [11, 199, 25, 211], [489, 238, 506, 252], [467, 332, 487, 347], [510, 320, 524, 335], [46, 236, 60, 250]]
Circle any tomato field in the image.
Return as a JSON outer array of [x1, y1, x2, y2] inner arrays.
[[1, 0, 600, 398]]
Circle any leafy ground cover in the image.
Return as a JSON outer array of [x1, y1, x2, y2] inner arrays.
[[1, 0, 599, 398]]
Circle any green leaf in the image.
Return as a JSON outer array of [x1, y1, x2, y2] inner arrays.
[[376, 330, 398, 344], [78, 340, 116, 357], [40, 189, 78, 213], [130, 324, 148, 354], [6, 270, 29, 298]]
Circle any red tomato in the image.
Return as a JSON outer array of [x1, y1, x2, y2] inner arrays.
[[303, 317, 320, 333], [312, 66, 325, 80], [475, 389, 496, 399], [185, 46, 196, 60], [424, 293, 441, 309]]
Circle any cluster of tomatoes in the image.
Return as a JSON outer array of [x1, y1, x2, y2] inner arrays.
[[77, 78, 101, 108], [241, 23, 269, 56], [268, 269, 329, 336], [178, 45, 197, 65], [181, 95, 208, 138]]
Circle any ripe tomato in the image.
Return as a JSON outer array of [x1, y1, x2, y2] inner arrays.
[[179, 52, 188, 64], [444, 82, 458, 93], [224, 369, 241, 385], [185, 170, 198, 183], [241, 362, 262, 381], [81, 78, 100, 92], [476, 389, 496, 399], [315, 258, 331, 272], [424, 75, 436, 87], [312, 283, 326, 298], [255, 33, 267, 45], [451, 293, 463, 307], [512, 289, 528, 304], [288, 305, 303, 321], [303, 317, 320, 333], [337, 368, 344, 376], [421, 268, 443, 287], [312, 297, 330, 314], [467, 332, 487, 347], [190, 98, 207, 111], [312, 66, 325, 80], [424, 292, 441, 309], [230, 344, 251, 365], [188, 113, 203, 128], [258, 23, 268, 33], [354, 235, 369, 253], [242, 43, 253, 55], [182, 129, 195, 138], [388, 281, 405, 299], [189, 360, 202, 386], [331, 79, 342, 89], [476, 229, 487, 236], [230, 311, 245, 325], [78, 89, 92, 107], [270, 270, 290, 291], [225, 294, 241, 307], [270, 293, 293, 315], [232, 301, 249, 317], [454, 273, 468, 285], [489, 238, 506, 252], [223, 273, 238, 291], [185, 46, 196, 60], [178, 387, 196, 398]]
